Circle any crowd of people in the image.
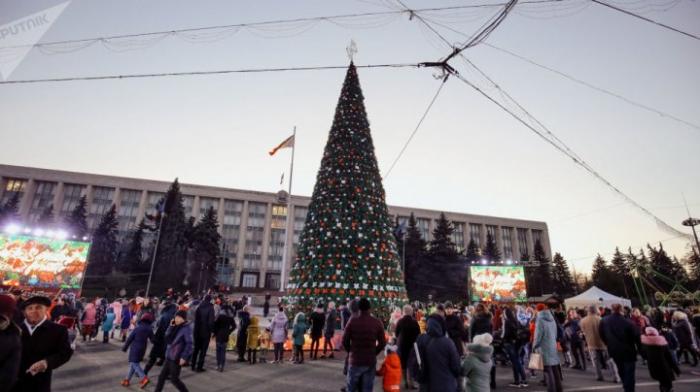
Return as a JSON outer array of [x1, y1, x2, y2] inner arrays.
[[1, 286, 699, 392]]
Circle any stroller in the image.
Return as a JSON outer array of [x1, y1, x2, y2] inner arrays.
[[491, 331, 511, 366]]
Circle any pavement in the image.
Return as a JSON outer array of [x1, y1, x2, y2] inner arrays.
[[53, 339, 700, 392]]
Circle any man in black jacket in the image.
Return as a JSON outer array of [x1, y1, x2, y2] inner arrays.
[[0, 294, 21, 392], [191, 295, 215, 372], [11, 295, 73, 392], [599, 303, 640, 392]]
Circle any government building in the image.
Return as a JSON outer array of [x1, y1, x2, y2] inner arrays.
[[0, 164, 551, 291]]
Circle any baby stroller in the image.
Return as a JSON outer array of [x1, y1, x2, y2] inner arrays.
[[491, 331, 511, 366]]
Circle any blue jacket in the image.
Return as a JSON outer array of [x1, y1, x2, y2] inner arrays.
[[102, 312, 116, 332], [416, 317, 461, 392], [533, 310, 560, 366], [120, 308, 132, 330], [123, 321, 154, 362], [165, 322, 193, 362]]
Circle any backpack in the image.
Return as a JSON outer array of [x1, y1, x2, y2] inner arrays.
[[516, 325, 531, 344], [408, 337, 433, 384]]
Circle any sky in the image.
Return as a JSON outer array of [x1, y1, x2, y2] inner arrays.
[[1, 0, 699, 275]]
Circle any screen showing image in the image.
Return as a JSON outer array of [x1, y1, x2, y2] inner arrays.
[[470, 266, 527, 302], [0, 234, 90, 290]]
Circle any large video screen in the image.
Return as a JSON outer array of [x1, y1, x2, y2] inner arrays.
[[470, 266, 527, 302], [0, 234, 90, 290]]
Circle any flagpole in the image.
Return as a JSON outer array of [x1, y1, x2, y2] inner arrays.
[[280, 126, 296, 293]]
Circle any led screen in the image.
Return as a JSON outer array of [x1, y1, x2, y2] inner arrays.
[[470, 266, 527, 302]]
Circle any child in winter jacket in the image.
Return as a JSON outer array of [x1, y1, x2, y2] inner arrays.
[[258, 327, 271, 363], [377, 344, 401, 392], [462, 333, 495, 392], [246, 315, 261, 364], [102, 307, 116, 343], [120, 301, 133, 342], [641, 327, 680, 392], [292, 313, 308, 364], [122, 313, 155, 388]]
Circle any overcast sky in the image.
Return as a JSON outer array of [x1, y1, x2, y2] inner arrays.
[[1, 0, 699, 274]]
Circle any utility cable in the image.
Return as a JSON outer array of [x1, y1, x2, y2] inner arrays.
[[590, 0, 700, 41]]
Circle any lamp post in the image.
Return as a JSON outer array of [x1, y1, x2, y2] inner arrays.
[[682, 218, 700, 257]]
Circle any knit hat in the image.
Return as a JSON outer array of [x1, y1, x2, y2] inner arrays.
[[0, 294, 16, 318], [644, 326, 659, 336], [141, 312, 154, 323], [536, 303, 546, 312], [472, 333, 493, 347], [175, 310, 188, 320]]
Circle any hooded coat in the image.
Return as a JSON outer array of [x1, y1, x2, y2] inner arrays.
[[641, 329, 680, 385], [377, 351, 402, 391], [462, 343, 494, 392], [213, 306, 236, 343], [292, 314, 308, 346], [123, 320, 154, 362], [415, 317, 461, 392], [533, 310, 560, 366], [270, 311, 288, 344], [150, 303, 176, 360]]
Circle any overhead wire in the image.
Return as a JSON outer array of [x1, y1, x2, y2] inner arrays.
[[590, 0, 700, 41]]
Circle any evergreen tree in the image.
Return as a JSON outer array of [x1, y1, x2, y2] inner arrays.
[[286, 63, 406, 319], [465, 238, 480, 263], [428, 213, 457, 259], [64, 195, 88, 238], [393, 217, 404, 262], [404, 213, 426, 262], [85, 204, 119, 277], [190, 207, 221, 292], [37, 204, 55, 227], [610, 247, 631, 298], [482, 232, 501, 262], [551, 252, 575, 296], [533, 239, 552, 294], [647, 243, 682, 292], [121, 220, 148, 275], [591, 254, 616, 293], [683, 250, 700, 286], [0, 193, 20, 226]]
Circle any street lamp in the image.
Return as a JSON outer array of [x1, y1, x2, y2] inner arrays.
[[682, 217, 700, 256]]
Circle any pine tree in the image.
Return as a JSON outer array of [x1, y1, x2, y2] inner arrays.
[[0, 193, 20, 226], [482, 232, 501, 262], [551, 252, 575, 296], [533, 239, 552, 294], [37, 204, 55, 227], [684, 250, 700, 286], [121, 220, 148, 275], [647, 243, 681, 292], [403, 213, 426, 297], [65, 195, 88, 238], [428, 213, 457, 260], [190, 207, 221, 292], [591, 254, 616, 293], [465, 238, 480, 263], [85, 204, 119, 277], [610, 247, 631, 298], [286, 63, 406, 319]]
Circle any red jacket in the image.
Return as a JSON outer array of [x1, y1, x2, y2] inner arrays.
[[377, 352, 402, 391]]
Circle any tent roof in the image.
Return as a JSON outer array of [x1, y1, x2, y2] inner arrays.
[[564, 286, 632, 308]]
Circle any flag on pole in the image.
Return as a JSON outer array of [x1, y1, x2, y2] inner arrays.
[[280, 172, 285, 186], [268, 134, 295, 156]]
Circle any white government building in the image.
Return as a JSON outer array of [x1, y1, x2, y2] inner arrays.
[[0, 164, 551, 291]]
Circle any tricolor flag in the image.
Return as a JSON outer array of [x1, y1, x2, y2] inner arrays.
[[268, 134, 295, 156]]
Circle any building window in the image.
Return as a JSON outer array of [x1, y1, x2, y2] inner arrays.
[[502, 227, 513, 260], [469, 223, 481, 248], [265, 273, 281, 290], [292, 206, 308, 245], [1, 178, 27, 206], [118, 189, 141, 234], [199, 197, 219, 219], [241, 273, 258, 288], [517, 228, 529, 258], [244, 202, 267, 269], [182, 195, 195, 218], [60, 184, 85, 216], [88, 186, 114, 230], [222, 200, 243, 261], [416, 218, 430, 241], [532, 229, 543, 248], [451, 222, 465, 252], [144, 192, 164, 215], [267, 229, 285, 270], [29, 181, 56, 223]]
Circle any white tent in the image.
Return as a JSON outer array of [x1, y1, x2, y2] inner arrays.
[[564, 286, 632, 309]]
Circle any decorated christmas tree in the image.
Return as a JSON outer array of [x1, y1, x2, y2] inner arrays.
[[286, 62, 406, 319]]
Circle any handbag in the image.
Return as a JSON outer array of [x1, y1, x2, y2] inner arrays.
[[528, 352, 544, 370]]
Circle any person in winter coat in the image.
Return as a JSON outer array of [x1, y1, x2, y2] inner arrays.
[[309, 303, 326, 360], [93, 298, 106, 339], [660, 326, 680, 366], [102, 307, 116, 343], [322, 302, 338, 359], [270, 308, 288, 363], [341, 301, 352, 330], [377, 344, 402, 392], [502, 306, 528, 387], [395, 304, 421, 390], [469, 304, 492, 340], [154, 310, 193, 392], [445, 303, 466, 356], [0, 294, 21, 392], [533, 305, 562, 392], [145, 301, 176, 374], [415, 316, 461, 392], [212, 303, 236, 371], [236, 306, 251, 362], [247, 315, 261, 364], [672, 311, 699, 366], [121, 313, 155, 388], [580, 305, 618, 382], [11, 295, 73, 392], [564, 310, 585, 370], [120, 300, 133, 342], [191, 295, 215, 372], [641, 327, 680, 392], [81, 301, 97, 342], [462, 333, 495, 392], [342, 298, 386, 392], [292, 312, 308, 364], [599, 303, 640, 392]]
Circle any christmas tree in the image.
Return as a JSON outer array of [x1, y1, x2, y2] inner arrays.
[[286, 62, 406, 318]]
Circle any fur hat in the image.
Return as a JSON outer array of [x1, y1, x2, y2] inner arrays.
[[472, 333, 493, 347]]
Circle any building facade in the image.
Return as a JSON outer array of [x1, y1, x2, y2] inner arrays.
[[0, 164, 551, 291]]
